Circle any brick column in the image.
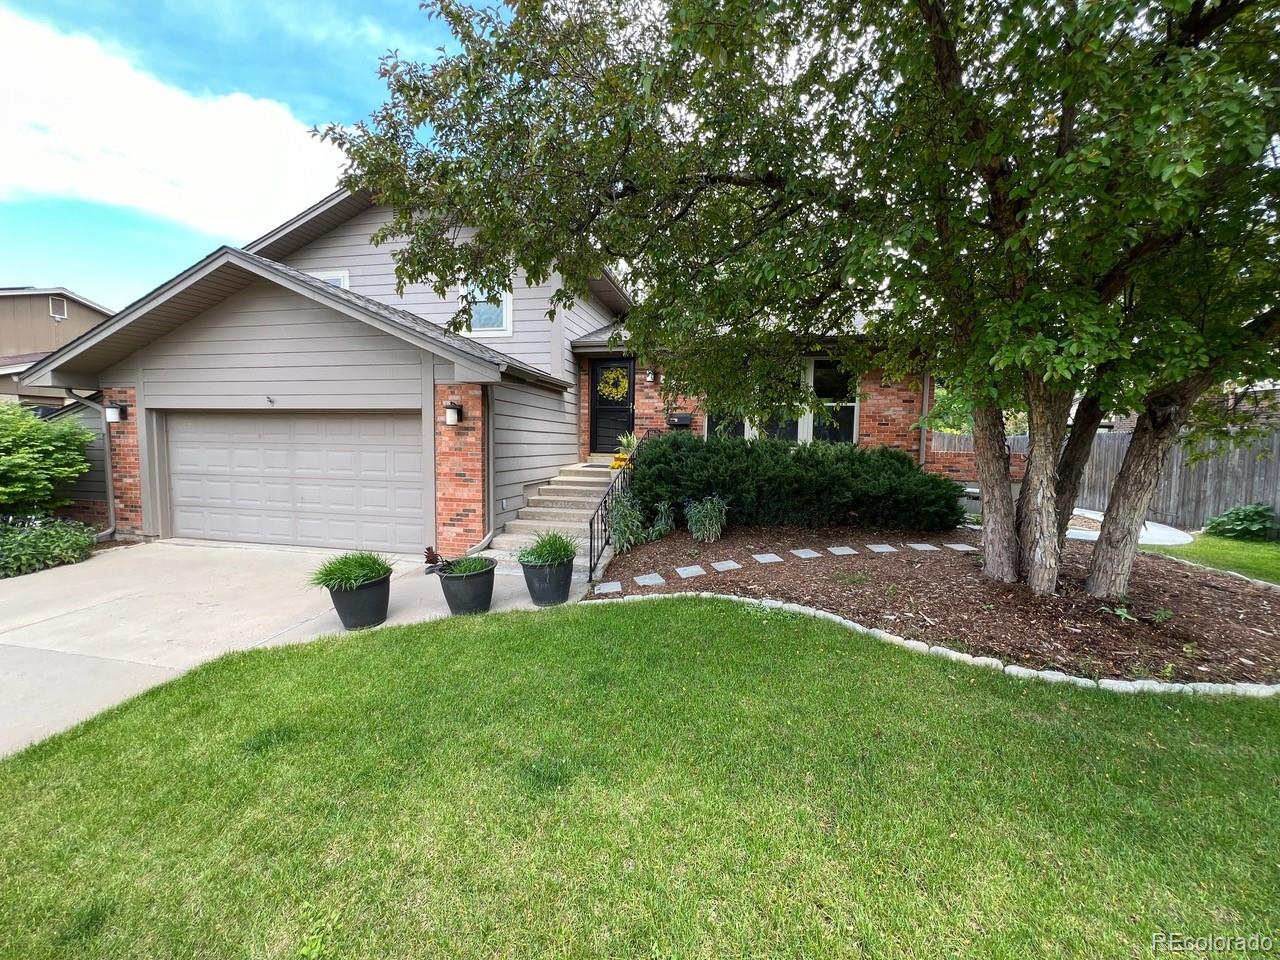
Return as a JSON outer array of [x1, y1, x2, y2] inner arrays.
[[434, 383, 487, 555], [578, 360, 591, 461], [103, 386, 143, 536]]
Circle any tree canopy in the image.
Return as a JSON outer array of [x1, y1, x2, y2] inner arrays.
[[329, 0, 1280, 597]]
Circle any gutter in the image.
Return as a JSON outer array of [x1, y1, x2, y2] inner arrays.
[[65, 389, 116, 542]]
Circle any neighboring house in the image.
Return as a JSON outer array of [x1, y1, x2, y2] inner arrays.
[[21, 189, 941, 560], [0, 287, 113, 411]]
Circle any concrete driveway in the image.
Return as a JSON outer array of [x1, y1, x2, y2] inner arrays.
[[0, 540, 553, 756]]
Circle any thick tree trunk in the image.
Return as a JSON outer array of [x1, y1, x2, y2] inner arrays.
[[972, 403, 1019, 582], [1018, 382, 1073, 595], [1055, 393, 1106, 547], [1085, 392, 1201, 600]]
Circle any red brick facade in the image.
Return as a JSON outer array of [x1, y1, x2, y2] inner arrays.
[[577, 359, 706, 459], [103, 386, 143, 536], [55, 498, 110, 529], [434, 383, 487, 555], [857, 372, 925, 457]]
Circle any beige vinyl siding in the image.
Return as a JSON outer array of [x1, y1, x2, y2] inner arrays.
[[281, 206, 557, 375], [491, 382, 580, 525], [0, 294, 106, 356], [112, 282, 427, 411], [55, 406, 108, 503]]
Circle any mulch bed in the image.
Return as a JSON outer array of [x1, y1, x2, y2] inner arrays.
[[601, 526, 1280, 684]]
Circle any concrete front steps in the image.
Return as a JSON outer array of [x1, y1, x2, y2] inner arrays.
[[475, 462, 615, 575]]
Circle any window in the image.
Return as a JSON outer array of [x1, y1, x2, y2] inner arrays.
[[732, 359, 859, 443], [48, 296, 68, 320], [811, 359, 858, 443], [306, 270, 349, 289], [459, 284, 512, 337]]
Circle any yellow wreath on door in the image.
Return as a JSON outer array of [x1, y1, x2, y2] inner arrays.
[[597, 367, 630, 401]]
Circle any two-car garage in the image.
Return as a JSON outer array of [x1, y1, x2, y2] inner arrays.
[[166, 412, 426, 555]]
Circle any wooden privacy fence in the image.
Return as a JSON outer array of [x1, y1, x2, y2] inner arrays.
[[930, 429, 1280, 531]]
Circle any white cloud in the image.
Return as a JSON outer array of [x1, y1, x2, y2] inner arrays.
[[0, 7, 347, 240]]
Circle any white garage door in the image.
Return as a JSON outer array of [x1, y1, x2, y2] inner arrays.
[[167, 412, 425, 554]]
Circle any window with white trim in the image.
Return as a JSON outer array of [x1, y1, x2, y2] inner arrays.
[[48, 296, 68, 320], [458, 284, 512, 337], [306, 269, 350, 289], [724, 359, 858, 443]]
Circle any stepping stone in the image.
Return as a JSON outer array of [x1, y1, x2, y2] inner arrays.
[[711, 559, 742, 572], [827, 546, 857, 556], [964, 523, 982, 531], [594, 581, 622, 594], [944, 543, 979, 552], [676, 565, 707, 579], [634, 573, 666, 587], [752, 553, 784, 564], [866, 544, 898, 554], [790, 548, 821, 559], [907, 543, 941, 552]]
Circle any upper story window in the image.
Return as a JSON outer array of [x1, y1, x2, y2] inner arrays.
[[48, 296, 68, 320], [307, 269, 349, 289], [459, 284, 512, 338]]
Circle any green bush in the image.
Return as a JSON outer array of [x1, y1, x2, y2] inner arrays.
[[308, 552, 393, 591], [1204, 503, 1279, 541], [518, 531, 579, 565], [608, 494, 649, 553], [685, 495, 728, 543], [0, 518, 97, 578], [0, 405, 94, 515], [630, 432, 965, 531]]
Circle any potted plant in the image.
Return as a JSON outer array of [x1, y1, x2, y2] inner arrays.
[[309, 551, 394, 630], [610, 432, 639, 470], [517, 531, 579, 606], [425, 546, 497, 615]]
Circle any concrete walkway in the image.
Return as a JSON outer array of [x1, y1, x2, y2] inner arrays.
[[0, 540, 562, 756]]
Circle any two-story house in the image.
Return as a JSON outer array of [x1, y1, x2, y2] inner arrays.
[[22, 189, 938, 562], [1, 287, 112, 411]]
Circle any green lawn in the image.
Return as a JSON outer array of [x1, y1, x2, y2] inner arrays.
[[1146, 533, 1280, 584], [2, 599, 1277, 958]]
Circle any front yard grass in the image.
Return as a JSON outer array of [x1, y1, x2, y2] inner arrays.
[[2, 598, 1277, 958], [1146, 533, 1280, 585]]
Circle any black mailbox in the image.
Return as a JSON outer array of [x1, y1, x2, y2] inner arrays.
[[666, 413, 693, 428]]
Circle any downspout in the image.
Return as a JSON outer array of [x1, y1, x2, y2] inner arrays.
[[65, 388, 116, 542], [918, 374, 930, 467]]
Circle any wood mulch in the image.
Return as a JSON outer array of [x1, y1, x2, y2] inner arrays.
[[601, 526, 1280, 684]]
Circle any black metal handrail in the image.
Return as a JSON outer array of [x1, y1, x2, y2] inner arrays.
[[587, 428, 660, 580]]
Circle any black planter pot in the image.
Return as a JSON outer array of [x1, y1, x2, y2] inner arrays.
[[437, 561, 496, 615], [328, 573, 391, 630], [521, 559, 575, 607]]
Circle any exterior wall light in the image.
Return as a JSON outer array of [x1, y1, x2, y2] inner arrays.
[[645, 368, 656, 383], [104, 403, 128, 423], [444, 401, 463, 426]]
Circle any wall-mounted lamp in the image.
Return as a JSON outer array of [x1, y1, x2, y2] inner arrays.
[[104, 403, 128, 423], [645, 368, 656, 383], [443, 401, 463, 426]]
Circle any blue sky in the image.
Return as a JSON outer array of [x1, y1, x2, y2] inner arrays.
[[0, 1, 452, 310]]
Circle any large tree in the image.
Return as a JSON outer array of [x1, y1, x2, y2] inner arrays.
[[328, 0, 1279, 596]]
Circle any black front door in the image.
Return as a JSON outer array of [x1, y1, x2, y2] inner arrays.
[[590, 359, 635, 453]]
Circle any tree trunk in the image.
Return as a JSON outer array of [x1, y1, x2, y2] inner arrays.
[[1085, 395, 1197, 600], [1018, 382, 1073, 595], [972, 403, 1019, 582], [1055, 393, 1105, 547]]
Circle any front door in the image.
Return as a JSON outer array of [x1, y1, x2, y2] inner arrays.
[[590, 359, 635, 453]]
